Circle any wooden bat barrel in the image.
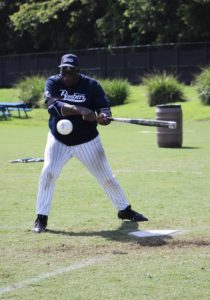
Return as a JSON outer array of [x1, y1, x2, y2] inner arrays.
[[156, 104, 183, 148]]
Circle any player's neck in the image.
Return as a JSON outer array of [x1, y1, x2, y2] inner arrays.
[[61, 74, 80, 88]]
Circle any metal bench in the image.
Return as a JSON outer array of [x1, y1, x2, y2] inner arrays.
[[0, 102, 32, 118], [0, 106, 11, 120], [7, 107, 32, 118]]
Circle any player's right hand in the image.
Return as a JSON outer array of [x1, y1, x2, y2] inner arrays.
[[96, 113, 111, 125]]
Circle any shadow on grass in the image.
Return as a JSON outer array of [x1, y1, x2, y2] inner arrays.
[[46, 221, 172, 247], [181, 146, 201, 149], [162, 146, 201, 150]]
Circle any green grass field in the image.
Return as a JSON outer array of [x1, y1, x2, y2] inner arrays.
[[0, 86, 210, 299]]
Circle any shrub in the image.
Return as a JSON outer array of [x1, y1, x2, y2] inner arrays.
[[16, 76, 129, 108], [143, 73, 186, 107], [195, 67, 210, 105], [99, 79, 130, 106], [16, 75, 46, 108]]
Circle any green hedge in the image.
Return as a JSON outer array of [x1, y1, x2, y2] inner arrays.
[[16, 75, 46, 108], [99, 79, 130, 106], [143, 73, 186, 107], [195, 67, 210, 105], [16, 76, 130, 108]]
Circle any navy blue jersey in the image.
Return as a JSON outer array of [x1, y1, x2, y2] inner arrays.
[[44, 73, 110, 146]]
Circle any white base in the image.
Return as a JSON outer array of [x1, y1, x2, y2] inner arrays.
[[129, 229, 180, 238]]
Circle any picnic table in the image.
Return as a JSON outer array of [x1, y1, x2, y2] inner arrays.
[[0, 102, 31, 119], [0, 105, 10, 120]]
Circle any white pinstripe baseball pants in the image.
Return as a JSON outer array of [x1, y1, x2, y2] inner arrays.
[[36, 132, 129, 215]]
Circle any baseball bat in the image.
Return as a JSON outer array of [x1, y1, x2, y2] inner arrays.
[[107, 117, 176, 129]]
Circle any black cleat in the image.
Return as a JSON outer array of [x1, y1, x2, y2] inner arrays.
[[33, 214, 48, 233], [118, 205, 148, 222]]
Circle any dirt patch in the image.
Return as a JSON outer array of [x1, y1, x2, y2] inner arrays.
[[33, 224, 210, 260], [168, 238, 210, 248], [35, 236, 210, 261]]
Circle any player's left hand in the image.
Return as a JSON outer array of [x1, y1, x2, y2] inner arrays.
[[96, 113, 111, 125]]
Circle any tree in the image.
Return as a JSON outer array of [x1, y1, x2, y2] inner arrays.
[[95, 0, 129, 46], [1, 0, 210, 54], [176, 0, 210, 42], [0, 0, 33, 54], [10, 0, 108, 51], [96, 0, 210, 45], [120, 0, 210, 44]]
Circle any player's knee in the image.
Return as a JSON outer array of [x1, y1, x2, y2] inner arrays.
[[101, 175, 118, 188], [40, 169, 58, 183]]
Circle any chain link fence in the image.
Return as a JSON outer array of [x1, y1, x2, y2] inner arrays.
[[0, 42, 209, 87]]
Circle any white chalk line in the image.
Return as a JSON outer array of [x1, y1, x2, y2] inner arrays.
[[0, 255, 110, 295]]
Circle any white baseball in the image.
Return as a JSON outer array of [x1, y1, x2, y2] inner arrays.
[[56, 119, 73, 135]]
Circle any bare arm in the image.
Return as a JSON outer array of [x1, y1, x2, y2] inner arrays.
[[61, 103, 96, 122]]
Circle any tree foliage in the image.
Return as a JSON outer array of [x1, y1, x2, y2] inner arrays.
[[9, 0, 108, 51], [0, 0, 210, 54], [0, 0, 33, 54]]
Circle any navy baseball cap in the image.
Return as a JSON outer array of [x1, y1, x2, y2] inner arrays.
[[58, 54, 79, 68]]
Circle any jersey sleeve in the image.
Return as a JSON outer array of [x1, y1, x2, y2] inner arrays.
[[93, 81, 112, 116], [44, 77, 64, 117]]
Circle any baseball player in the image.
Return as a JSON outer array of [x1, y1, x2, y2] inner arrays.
[[34, 54, 148, 233]]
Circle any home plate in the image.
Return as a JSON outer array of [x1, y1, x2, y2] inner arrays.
[[129, 229, 180, 238]]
